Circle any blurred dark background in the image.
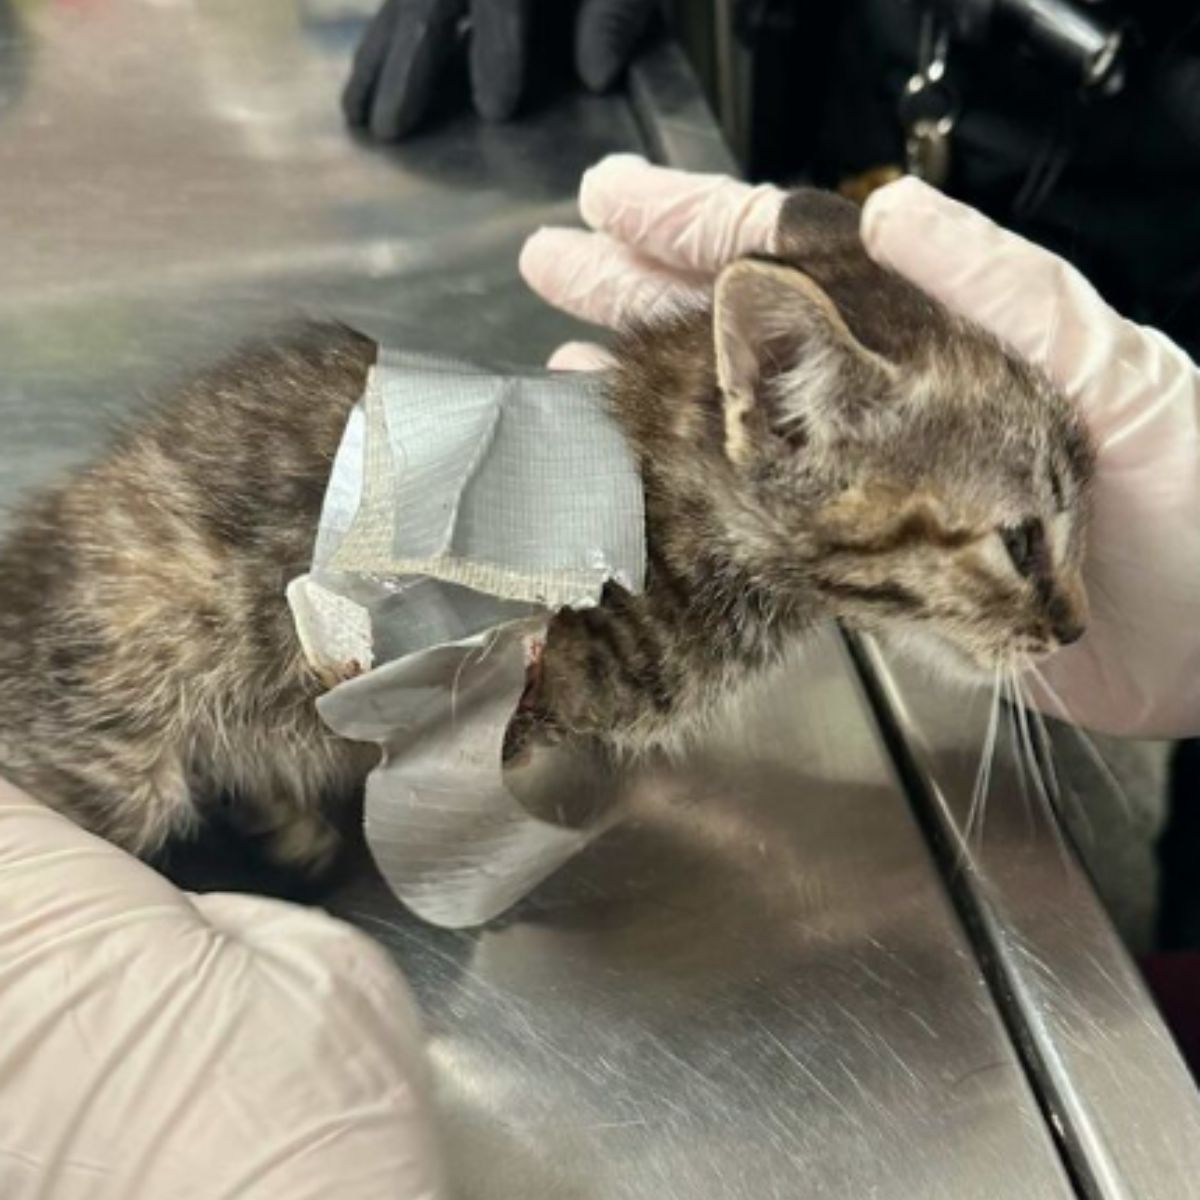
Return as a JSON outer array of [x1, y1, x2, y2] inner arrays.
[[670, 0, 1200, 356]]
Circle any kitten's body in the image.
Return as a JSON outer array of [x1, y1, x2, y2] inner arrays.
[[0, 329, 377, 866], [0, 191, 1093, 870]]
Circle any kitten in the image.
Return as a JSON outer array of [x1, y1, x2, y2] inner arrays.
[[0, 190, 1093, 873]]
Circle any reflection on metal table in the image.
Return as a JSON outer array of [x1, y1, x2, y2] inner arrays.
[[0, 3, 1196, 1197]]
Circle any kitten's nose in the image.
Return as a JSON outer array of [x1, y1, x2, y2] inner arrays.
[[1046, 593, 1086, 646], [1053, 617, 1086, 646]]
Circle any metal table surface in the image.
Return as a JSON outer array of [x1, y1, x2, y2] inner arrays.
[[0, 4, 1195, 1198]]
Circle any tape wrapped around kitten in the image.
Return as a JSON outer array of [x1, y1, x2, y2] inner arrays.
[[287, 348, 643, 927]]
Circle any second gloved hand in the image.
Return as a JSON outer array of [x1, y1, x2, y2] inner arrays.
[[0, 775, 445, 1200], [343, 0, 659, 141]]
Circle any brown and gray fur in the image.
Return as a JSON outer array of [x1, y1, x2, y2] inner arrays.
[[0, 190, 1094, 872]]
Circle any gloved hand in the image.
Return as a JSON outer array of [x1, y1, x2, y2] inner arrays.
[[520, 156, 1200, 739], [342, 0, 659, 141], [0, 774, 445, 1200]]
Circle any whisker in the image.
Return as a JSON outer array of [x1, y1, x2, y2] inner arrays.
[[1012, 667, 1089, 844], [979, 667, 1004, 848], [1017, 673, 1061, 801], [1022, 661, 1133, 828], [1009, 662, 1073, 873], [1001, 668, 1034, 836], [1012, 669, 1094, 846], [963, 666, 1002, 856]]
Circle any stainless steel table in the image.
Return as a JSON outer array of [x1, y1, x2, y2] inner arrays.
[[1, 3, 1197, 1197]]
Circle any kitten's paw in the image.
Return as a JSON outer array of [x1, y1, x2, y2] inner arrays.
[[263, 814, 342, 879], [502, 707, 562, 767], [502, 636, 557, 766]]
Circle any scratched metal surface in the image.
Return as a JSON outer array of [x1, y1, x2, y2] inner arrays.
[[0, 2, 1084, 1197], [857, 637, 1200, 1199]]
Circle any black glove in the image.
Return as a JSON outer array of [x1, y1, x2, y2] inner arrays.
[[342, 0, 659, 141]]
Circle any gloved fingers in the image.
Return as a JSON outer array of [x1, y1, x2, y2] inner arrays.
[[578, 153, 786, 275], [547, 341, 616, 371], [575, 0, 659, 93], [862, 175, 1200, 454], [341, 0, 403, 129], [861, 177, 1126, 402], [358, 0, 466, 142], [469, 0, 530, 122], [520, 225, 708, 328]]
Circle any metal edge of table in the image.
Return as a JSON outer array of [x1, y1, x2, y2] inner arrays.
[[850, 633, 1200, 1199]]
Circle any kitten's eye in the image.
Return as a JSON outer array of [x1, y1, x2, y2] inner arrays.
[[999, 518, 1045, 577], [1048, 467, 1065, 511]]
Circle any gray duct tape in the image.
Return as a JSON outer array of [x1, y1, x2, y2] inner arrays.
[[287, 349, 644, 927]]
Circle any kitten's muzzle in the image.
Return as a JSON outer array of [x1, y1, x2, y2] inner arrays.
[[1045, 588, 1087, 647], [1051, 616, 1086, 647]]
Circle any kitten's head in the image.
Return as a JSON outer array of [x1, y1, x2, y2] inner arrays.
[[710, 255, 1094, 680]]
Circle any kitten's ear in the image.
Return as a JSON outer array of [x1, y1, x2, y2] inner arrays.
[[713, 258, 895, 465]]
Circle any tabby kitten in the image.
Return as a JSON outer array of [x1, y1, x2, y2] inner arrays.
[[0, 190, 1093, 873]]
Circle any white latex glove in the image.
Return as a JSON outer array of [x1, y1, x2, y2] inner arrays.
[[0, 774, 445, 1200], [519, 156, 1200, 738], [520, 153, 785, 367]]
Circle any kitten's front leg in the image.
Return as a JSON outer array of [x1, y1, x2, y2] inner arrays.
[[507, 585, 681, 756]]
